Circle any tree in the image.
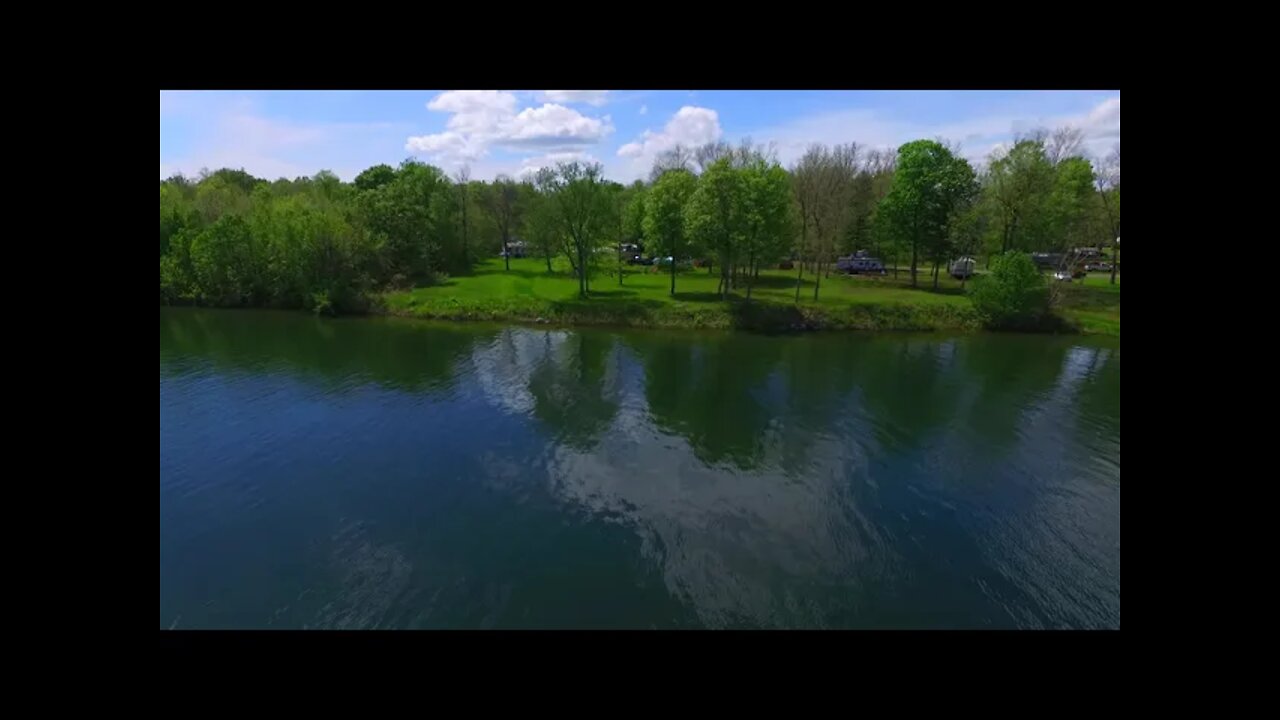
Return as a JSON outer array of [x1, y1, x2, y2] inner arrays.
[[526, 170, 561, 273], [160, 182, 199, 258], [694, 141, 734, 174], [649, 145, 695, 182], [356, 159, 449, 284], [791, 143, 858, 301], [1046, 126, 1085, 166], [1047, 156, 1097, 255], [189, 214, 265, 306], [204, 168, 263, 194], [643, 169, 698, 295], [545, 162, 612, 298], [878, 139, 978, 288], [970, 251, 1051, 330], [482, 175, 522, 271], [685, 157, 745, 299], [738, 157, 793, 300], [312, 170, 344, 203], [1095, 144, 1121, 284], [453, 166, 472, 268], [984, 138, 1054, 254], [621, 182, 647, 250], [616, 183, 646, 286], [948, 202, 987, 290], [353, 164, 396, 192]]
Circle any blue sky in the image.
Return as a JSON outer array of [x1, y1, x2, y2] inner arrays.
[[160, 90, 1120, 183]]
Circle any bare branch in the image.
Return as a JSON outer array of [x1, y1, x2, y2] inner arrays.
[[1046, 126, 1085, 165]]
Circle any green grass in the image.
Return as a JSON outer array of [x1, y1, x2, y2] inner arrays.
[[1057, 273, 1121, 335], [381, 257, 1119, 335]]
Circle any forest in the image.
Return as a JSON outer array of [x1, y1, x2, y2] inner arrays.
[[160, 127, 1120, 322]]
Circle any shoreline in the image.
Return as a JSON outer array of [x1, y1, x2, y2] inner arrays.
[[160, 301, 1119, 336], [379, 294, 1117, 336]]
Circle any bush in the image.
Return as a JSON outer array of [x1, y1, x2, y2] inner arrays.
[[969, 252, 1051, 330], [310, 291, 335, 317]]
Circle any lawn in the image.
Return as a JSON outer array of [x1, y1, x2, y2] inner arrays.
[[1057, 273, 1121, 335], [383, 257, 1119, 335]]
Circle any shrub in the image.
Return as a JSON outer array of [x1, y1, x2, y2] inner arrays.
[[969, 252, 1051, 330], [310, 291, 335, 317]]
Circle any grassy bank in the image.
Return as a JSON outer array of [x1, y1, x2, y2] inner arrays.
[[1058, 275, 1122, 335], [381, 257, 1120, 335]]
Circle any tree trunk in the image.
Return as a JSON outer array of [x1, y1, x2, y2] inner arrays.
[[670, 255, 677, 296], [910, 238, 918, 288], [545, 249, 553, 273], [461, 194, 469, 267], [795, 253, 805, 302], [1100, 191, 1119, 285], [813, 259, 822, 301], [932, 260, 939, 291], [746, 252, 755, 301], [503, 232, 510, 272], [796, 219, 810, 302], [565, 245, 578, 277]]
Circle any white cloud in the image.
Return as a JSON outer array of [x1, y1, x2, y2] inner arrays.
[[405, 131, 485, 161], [1081, 97, 1120, 140], [516, 151, 598, 179], [537, 90, 610, 106], [504, 104, 612, 147], [615, 106, 723, 177], [741, 95, 1121, 170], [639, 104, 648, 115], [407, 91, 614, 169], [428, 90, 518, 115]]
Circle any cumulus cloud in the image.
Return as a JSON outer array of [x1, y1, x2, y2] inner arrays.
[[428, 90, 517, 116], [406, 90, 614, 168], [639, 104, 648, 115], [505, 105, 612, 147], [537, 90, 610, 106], [615, 106, 723, 177], [516, 151, 598, 179]]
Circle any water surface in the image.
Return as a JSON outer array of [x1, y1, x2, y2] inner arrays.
[[159, 308, 1120, 629]]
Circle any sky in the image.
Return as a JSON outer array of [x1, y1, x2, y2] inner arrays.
[[160, 90, 1120, 184]]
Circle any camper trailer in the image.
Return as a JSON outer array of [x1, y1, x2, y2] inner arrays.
[[836, 255, 887, 275], [949, 256, 976, 279]]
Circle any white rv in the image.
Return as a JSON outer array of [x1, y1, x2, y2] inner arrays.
[[949, 256, 976, 279]]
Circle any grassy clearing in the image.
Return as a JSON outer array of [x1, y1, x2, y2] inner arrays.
[[381, 257, 1119, 335], [1056, 273, 1121, 335]]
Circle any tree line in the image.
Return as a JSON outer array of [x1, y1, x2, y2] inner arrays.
[[159, 128, 1119, 313]]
